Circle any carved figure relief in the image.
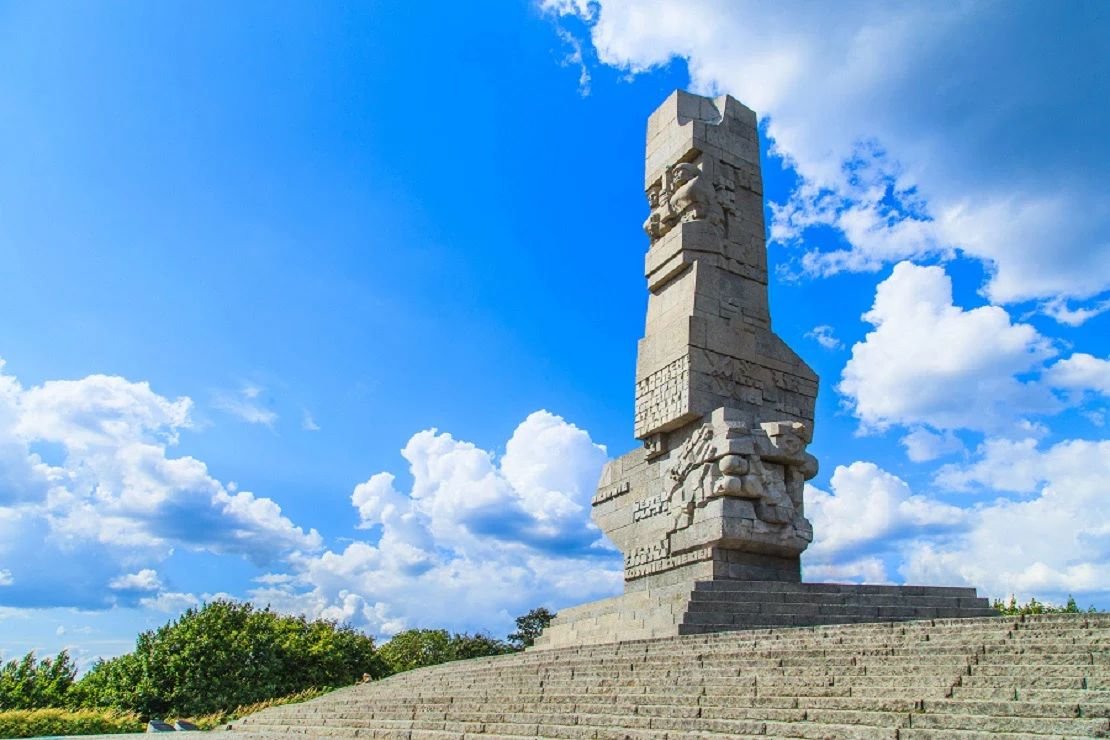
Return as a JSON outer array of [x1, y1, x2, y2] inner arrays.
[[666, 423, 717, 529], [643, 157, 713, 240], [644, 152, 762, 245], [669, 162, 711, 223], [661, 415, 816, 552]]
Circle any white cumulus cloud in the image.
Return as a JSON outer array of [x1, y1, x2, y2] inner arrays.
[[108, 569, 162, 593], [838, 262, 1057, 434], [0, 358, 320, 611], [1044, 353, 1110, 397], [899, 427, 964, 463], [255, 411, 621, 637], [801, 443, 1110, 607], [908, 437, 1110, 604], [140, 591, 201, 613], [804, 461, 965, 570], [1040, 297, 1110, 327], [543, 0, 1110, 315]]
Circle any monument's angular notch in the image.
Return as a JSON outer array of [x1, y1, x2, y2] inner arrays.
[[535, 90, 996, 649]]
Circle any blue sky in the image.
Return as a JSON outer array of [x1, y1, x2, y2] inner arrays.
[[0, 0, 1107, 668]]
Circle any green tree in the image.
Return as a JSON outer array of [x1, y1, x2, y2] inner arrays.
[[376, 629, 511, 674], [991, 594, 1098, 615], [0, 650, 78, 710], [377, 629, 452, 674], [73, 599, 385, 718], [448, 632, 512, 661], [508, 607, 556, 650]]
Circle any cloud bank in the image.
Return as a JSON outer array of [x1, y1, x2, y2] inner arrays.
[[0, 360, 320, 610], [253, 411, 622, 636], [804, 439, 1110, 604], [544, 0, 1110, 316]]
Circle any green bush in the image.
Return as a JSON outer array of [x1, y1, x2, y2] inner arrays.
[[992, 594, 1100, 615], [171, 686, 331, 731], [377, 629, 511, 674], [0, 651, 78, 710], [0, 707, 141, 737], [73, 599, 386, 718], [508, 607, 556, 650]]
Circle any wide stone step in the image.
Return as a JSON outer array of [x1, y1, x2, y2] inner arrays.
[[906, 711, 1109, 734], [951, 686, 1110, 703], [899, 731, 1099, 740], [224, 615, 1109, 738], [686, 591, 988, 608]]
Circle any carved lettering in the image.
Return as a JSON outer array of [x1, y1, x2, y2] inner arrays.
[[634, 355, 690, 437], [625, 546, 714, 580], [624, 541, 670, 568], [632, 494, 668, 522], [592, 480, 631, 507]]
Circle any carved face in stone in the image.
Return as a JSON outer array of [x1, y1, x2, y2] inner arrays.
[[671, 162, 699, 188]]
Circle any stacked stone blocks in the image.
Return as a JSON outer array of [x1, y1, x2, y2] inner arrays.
[[542, 91, 996, 650], [225, 613, 1110, 738]]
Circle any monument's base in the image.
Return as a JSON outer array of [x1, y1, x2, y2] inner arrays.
[[533, 580, 998, 649]]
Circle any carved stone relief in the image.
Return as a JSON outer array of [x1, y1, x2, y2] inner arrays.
[[610, 410, 818, 580], [661, 415, 814, 546], [643, 152, 761, 245], [634, 355, 691, 438], [643, 156, 713, 241]]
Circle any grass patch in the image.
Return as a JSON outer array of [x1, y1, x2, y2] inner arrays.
[[0, 707, 142, 737], [169, 686, 334, 731], [0, 687, 332, 736]]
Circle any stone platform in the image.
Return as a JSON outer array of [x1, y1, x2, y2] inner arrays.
[[534, 580, 996, 649], [224, 613, 1110, 738]]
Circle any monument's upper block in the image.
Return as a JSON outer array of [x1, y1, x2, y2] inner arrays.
[[634, 91, 817, 448], [645, 92, 760, 193]]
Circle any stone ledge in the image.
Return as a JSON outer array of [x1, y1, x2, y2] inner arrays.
[[535, 581, 999, 650]]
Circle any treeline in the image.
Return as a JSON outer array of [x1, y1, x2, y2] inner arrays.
[[0, 599, 554, 723], [991, 595, 1100, 616]]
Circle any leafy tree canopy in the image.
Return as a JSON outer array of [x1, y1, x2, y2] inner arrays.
[[508, 607, 556, 650], [0, 651, 77, 711], [992, 595, 1100, 615], [376, 629, 511, 674], [73, 599, 385, 718]]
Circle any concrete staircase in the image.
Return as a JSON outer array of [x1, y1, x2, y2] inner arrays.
[[535, 581, 997, 649], [681, 582, 998, 634], [222, 613, 1109, 739]]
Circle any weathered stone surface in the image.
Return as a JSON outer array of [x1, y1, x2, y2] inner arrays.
[[634, 91, 816, 442], [223, 614, 1110, 739], [547, 89, 996, 648], [605, 92, 821, 590], [535, 580, 997, 648]]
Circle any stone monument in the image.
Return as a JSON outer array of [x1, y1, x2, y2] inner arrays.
[[535, 91, 995, 649]]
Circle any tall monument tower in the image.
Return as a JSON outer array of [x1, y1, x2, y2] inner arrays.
[[600, 91, 820, 589], [636, 93, 817, 444], [535, 91, 994, 649]]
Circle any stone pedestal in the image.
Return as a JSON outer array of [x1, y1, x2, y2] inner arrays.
[[534, 581, 999, 649]]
